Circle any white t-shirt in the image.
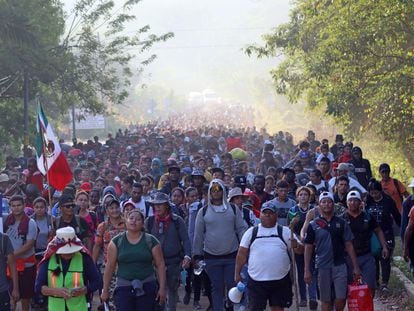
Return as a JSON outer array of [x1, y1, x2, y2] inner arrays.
[[126, 198, 153, 217], [240, 224, 291, 281]]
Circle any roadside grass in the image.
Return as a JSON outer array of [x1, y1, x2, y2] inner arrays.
[[392, 239, 412, 280], [376, 237, 414, 310]]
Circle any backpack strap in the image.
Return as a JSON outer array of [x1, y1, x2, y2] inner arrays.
[[248, 224, 291, 262], [393, 178, 403, 202], [145, 202, 151, 218], [249, 226, 259, 246], [147, 216, 155, 233], [242, 208, 253, 227]]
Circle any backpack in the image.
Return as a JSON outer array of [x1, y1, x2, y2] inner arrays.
[[242, 207, 254, 228], [55, 215, 82, 236], [146, 214, 181, 235], [248, 224, 291, 262], [342, 211, 381, 257]]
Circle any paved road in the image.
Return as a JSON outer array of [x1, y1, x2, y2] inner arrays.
[[23, 283, 395, 311]]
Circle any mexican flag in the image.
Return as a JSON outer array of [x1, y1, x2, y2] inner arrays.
[[36, 100, 73, 190]]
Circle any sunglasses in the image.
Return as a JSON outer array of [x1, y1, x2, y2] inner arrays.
[[62, 204, 76, 209], [210, 184, 222, 193]]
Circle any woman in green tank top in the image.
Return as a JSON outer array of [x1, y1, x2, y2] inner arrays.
[[101, 209, 167, 310]]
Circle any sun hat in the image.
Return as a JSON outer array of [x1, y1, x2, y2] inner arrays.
[[228, 187, 248, 202], [148, 192, 170, 205], [55, 227, 84, 254]]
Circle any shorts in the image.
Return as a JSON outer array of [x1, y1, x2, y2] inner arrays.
[[18, 265, 36, 299], [346, 253, 376, 289], [318, 264, 348, 302], [247, 273, 292, 310]]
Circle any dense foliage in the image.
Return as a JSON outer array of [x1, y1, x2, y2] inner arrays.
[[0, 0, 173, 156], [246, 0, 414, 167]]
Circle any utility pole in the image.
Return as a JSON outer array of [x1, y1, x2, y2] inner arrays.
[[71, 103, 76, 146], [23, 68, 29, 150]]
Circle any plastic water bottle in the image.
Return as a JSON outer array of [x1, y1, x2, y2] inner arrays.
[[193, 260, 206, 275], [181, 269, 187, 285], [236, 281, 246, 292]]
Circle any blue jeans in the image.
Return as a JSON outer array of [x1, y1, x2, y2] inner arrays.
[[295, 254, 317, 301], [205, 257, 236, 311], [165, 263, 180, 311], [114, 281, 158, 311], [0, 291, 10, 311]]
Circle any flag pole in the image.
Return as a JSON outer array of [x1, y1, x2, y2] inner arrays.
[[37, 98, 53, 214]]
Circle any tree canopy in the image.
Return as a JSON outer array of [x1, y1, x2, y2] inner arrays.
[[0, 0, 173, 156], [247, 0, 414, 167]]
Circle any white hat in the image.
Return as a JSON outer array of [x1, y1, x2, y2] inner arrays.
[[347, 190, 361, 201], [408, 178, 414, 188], [55, 227, 83, 254], [0, 173, 9, 183], [319, 191, 334, 203]]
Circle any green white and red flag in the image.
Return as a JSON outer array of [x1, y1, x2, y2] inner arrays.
[[36, 99, 73, 190]]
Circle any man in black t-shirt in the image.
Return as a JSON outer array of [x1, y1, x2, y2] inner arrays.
[[343, 191, 388, 297]]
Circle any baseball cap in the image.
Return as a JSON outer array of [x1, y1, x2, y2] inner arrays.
[[0, 173, 9, 183], [336, 163, 349, 171], [261, 201, 277, 213], [59, 194, 74, 206], [347, 190, 361, 201], [234, 175, 247, 186], [319, 191, 334, 203]]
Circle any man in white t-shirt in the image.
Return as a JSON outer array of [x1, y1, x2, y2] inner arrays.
[[235, 202, 293, 311], [124, 182, 153, 218]]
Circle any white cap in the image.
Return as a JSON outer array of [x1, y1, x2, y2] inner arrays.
[[347, 190, 361, 201], [319, 191, 334, 203]]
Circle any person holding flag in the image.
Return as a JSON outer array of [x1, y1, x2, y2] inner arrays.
[[36, 98, 73, 192]]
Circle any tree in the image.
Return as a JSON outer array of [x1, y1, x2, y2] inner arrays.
[[0, 0, 173, 159], [246, 0, 414, 167]]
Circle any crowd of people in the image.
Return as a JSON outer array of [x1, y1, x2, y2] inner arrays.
[[1, 119, 414, 311]]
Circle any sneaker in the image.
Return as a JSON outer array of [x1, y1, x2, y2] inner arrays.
[[183, 292, 191, 305], [309, 300, 318, 310], [299, 300, 307, 307], [381, 285, 390, 294], [193, 301, 202, 310]]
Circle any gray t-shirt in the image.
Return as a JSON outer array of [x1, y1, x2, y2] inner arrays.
[[34, 217, 49, 251], [6, 218, 37, 266], [268, 197, 296, 226], [0, 234, 13, 292]]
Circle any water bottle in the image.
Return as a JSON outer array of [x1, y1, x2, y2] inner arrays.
[[181, 269, 187, 285], [236, 281, 246, 292], [193, 260, 206, 275]]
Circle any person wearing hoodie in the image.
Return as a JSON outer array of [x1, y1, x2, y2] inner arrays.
[[193, 179, 247, 311], [347, 146, 372, 189]]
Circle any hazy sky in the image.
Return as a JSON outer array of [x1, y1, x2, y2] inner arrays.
[[65, 0, 292, 100]]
